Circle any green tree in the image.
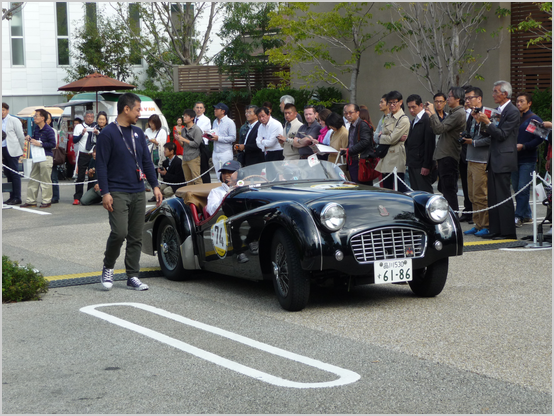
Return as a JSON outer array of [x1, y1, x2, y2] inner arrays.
[[384, 2, 511, 94], [64, 5, 141, 83], [2, 2, 24, 20], [510, 2, 552, 50], [267, 2, 391, 103], [110, 2, 223, 89], [214, 2, 281, 94]]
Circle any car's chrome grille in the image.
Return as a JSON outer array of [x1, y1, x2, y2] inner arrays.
[[350, 227, 426, 263]]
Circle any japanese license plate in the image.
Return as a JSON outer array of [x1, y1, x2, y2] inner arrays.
[[374, 259, 412, 284]]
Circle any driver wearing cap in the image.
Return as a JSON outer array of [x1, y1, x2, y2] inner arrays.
[[206, 160, 241, 216]]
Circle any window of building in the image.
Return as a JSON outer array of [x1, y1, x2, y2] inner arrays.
[[85, 2, 97, 28], [10, 2, 24, 66], [129, 3, 142, 65], [56, 2, 69, 66]]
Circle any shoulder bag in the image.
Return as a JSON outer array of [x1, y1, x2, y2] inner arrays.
[[53, 131, 66, 166], [374, 115, 408, 158]]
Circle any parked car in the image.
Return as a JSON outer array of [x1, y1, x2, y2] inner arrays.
[[142, 160, 463, 311]]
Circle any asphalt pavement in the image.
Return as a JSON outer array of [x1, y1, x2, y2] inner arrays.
[[2, 175, 552, 413]]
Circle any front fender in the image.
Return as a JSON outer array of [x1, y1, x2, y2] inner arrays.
[[142, 197, 194, 256], [229, 201, 323, 273]]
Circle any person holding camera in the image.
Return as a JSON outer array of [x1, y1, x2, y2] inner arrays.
[[460, 87, 491, 236], [426, 87, 467, 212], [175, 108, 203, 186], [473, 81, 520, 240], [155, 142, 186, 199]]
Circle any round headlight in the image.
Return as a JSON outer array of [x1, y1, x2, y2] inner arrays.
[[321, 203, 346, 231], [425, 195, 449, 223]]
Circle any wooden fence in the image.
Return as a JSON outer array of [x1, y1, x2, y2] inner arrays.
[[510, 2, 552, 94], [173, 65, 289, 92]]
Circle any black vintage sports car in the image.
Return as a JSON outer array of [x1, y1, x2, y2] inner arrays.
[[142, 160, 463, 311]]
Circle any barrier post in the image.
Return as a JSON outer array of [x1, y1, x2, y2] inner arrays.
[[532, 170, 537, 245], [525, 170, 551, 248], [393, 167, 398, 191]]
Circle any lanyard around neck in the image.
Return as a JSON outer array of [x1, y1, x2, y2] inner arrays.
[[114, 120, 137, 160]]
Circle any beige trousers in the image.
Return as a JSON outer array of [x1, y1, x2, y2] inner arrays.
[[182, 156, 202, 186], [467, 161, 489, 229], [26, 156, 53, 204]]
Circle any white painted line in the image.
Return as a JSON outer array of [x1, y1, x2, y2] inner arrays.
[[80, 302, 361, 389], [8, 206, 52, 215]]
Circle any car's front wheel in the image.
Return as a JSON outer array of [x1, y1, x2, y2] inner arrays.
[[408, 257, 448, 297], [271, 229, 310, 311], [157, 217, 187, 281]]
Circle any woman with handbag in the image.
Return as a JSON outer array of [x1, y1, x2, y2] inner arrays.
[[20, 109, 56, 208], [340, 104, 376, 186]]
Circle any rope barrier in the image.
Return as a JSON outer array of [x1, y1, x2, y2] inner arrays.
[[4, 161, 548, 215], [2, 162, 216, 188]]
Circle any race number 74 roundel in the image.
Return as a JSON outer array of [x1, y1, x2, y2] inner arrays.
[[211, 215, 228, 258]]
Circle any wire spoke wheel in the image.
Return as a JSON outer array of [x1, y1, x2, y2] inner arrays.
[[271, 229, 310, 311], [157, 218, 186, 281]]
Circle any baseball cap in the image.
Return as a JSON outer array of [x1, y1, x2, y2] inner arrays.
[[220, 160, 241, 173], [213, 102, 229, 113]]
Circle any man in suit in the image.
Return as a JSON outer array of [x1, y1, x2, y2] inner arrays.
[[405, 94, 436, 193], [235, 105, 264, 166], [158, 142, 186, 198], [474, 80, 520, 240], [2, 102, 25, 205]]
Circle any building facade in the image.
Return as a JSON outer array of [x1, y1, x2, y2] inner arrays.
[[1, 2, 146, 114]]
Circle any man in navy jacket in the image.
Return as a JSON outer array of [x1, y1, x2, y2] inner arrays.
[[96, 92, 162, 291]]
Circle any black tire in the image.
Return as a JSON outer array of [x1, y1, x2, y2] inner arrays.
[[408, 257, 448, 297], [271, 229, 310, 311], [157, 217, 187, 281]]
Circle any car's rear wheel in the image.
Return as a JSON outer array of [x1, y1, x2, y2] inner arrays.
[[271, 229, 310, 311], [157, 217, 186, 281], [408, 257, 448, 297]]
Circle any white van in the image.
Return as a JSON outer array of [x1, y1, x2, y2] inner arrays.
[[57, 91, 170, 165]]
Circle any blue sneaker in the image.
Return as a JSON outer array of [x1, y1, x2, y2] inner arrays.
[[464, 227, 478, 235], [474, 228, 490, 237]]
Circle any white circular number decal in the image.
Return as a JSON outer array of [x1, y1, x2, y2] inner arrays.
[[211, 215, 228, 258]]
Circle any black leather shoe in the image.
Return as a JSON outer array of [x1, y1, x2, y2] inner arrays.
[[479, 232, 500, 239], [148, 196, 156, 202], [7, 198, 22, 205], [467, 219, 474, 224], [493, 234, 518, 240], [459, 213, 472, 222]]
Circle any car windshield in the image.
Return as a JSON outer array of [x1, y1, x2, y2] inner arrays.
[[234, 160, 345, 186]]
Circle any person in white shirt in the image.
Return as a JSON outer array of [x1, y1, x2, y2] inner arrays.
[[256, 107, 284, 161], [211, 102, 236, 180], [144, 114, 168, 169], [194, 101, 212, 143], [194, 101, 212, 183], [72, 110, 96, 205], [206, 160, 240, 216], [2, 102, 25, 205]]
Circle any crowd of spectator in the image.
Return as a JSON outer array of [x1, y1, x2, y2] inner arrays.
[[2, 80, 552, 241]]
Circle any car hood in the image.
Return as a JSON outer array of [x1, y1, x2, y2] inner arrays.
[[269, 181, 419, 230]]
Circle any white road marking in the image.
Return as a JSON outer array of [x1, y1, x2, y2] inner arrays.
[[80, 302, 361, 389], [6, 206, 52, 215]]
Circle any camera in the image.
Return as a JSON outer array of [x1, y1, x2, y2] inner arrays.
[[459, 131, 471, 143], [473, 108, 480, 114]]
